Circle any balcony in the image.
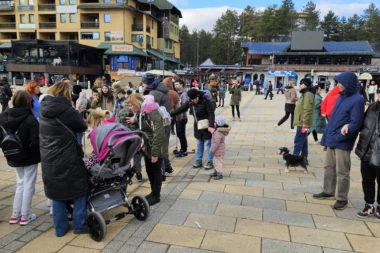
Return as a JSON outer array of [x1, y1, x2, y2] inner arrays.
[[132, 24, 143, 32], [39, 22, 56, 29], [0, 23, 16, 29], [170, 15, 179, 25], [38, 4, 56, 11], [18, 5, 34, 11], [146, 26, 151, 33], [81, 22, 99, 29]]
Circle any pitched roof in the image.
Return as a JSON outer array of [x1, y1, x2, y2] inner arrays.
[[136, 0, 182, 17], [323, 41, 374, 53], [200, 58, 215, 66], [247, 42, 290, 55]]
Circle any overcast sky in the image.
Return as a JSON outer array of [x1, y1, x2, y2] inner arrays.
[[168, 0, 380, 32]]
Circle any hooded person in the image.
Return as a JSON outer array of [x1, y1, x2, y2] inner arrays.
[[313, 71, 364, 211], [207, 74, 219, 109], [72, 84, 82, 105]]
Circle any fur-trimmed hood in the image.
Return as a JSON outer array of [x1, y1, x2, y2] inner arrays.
[[216, 124, 231, 136]]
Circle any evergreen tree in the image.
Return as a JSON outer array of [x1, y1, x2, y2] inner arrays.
[[275, 0, 298, 39], [252, 5, 278, 41], [320, 11, 341, 41], [300, 1, 320, 31], [362, 3, 380, 42]]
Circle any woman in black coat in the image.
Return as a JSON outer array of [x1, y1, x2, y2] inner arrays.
[[39, 81, 88, 237], [0, 91, 40, 225], [355, 90, 380, 220], [170, 89, 215, 170], [0, 76, 13, 112]]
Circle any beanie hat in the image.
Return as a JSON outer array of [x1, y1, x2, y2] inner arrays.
[[209, 74, 215, 80], [142, 73, 156, 85], [187, 88, 199, 100], [300, 78, 312, 87], [215, 115, 226, 127]]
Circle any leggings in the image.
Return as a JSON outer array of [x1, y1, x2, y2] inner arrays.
[[231, 105, 240, 118], [277, 111, 294, 129], [218, 98, 224, 106], [308, 130, 318, 141], [369, 93, 375, 104]]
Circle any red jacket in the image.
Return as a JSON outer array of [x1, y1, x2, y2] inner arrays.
[[321, 86, 340, 119]]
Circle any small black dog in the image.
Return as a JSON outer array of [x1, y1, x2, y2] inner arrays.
[[278, 147, 308, 173]]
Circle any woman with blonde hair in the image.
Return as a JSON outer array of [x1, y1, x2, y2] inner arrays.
[[92, 77, 102, 92], [25, 81, 41, 121], [39, 81, 88, 237], [274, 80, 298, 132]]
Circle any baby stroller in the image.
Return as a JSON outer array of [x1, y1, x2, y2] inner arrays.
[[87, 123, 150, 241]]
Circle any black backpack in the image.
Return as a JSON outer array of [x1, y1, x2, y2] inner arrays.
[[0, 118, 29, 161]]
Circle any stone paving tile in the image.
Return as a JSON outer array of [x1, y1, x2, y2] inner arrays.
[[198, 192, 242, 205], [214, 203, 262, 221], [135, 242, 168, 253], [265, 174, 301, 184], [167, 245, 220, 253], [313, 214, 372, 236], [186, 182, 225, 193], [245, 180, 283, 190], [261, 238, 323, 253], [263, 209, 315, 228], [222, 166, 248, 172], [247, 167, 280, 175], [365, 222, 380, 237], [146, 224, 205, 248], [286, 201, 336, 217], [18, 230, 43, 243], [279, 170, 316, 178], [346, 234, 380, 253], [170, 199, 218, 214], [159, 209, 190, 226], [201, 230, 260, 253], [299, 177, 323, 186], [235, 218, 290, 241], [322, 249, 353, 253], [289, 226, 352, 251], [334, 207, 379, 223], [184, 213, 236, 233], [0, 191, 12, 200], [223, 185, 263, 197], [282, 183, 322, 194], [229, 171, 264, 180], [263, 189, 306, 202], [0, 222, 20, 239], [57, 245, 100, 253], [242, 195, 286, 211], [0, 232, 22, 247], [348, 198, 365, 209], [209, 177, 246, 186], [104, 240, 125, 251]]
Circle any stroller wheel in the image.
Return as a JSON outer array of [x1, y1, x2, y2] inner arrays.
[[131, 196, 150, 221], [87, 212, 107, 242]]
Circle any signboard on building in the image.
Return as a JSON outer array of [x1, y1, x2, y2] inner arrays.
[[112, 45, 133, 52], [111, 31, 124, 42], [268, 70, 295, 76], [358, 66, 380, 73]]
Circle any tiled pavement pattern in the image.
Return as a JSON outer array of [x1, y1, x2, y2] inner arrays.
[[1, 90, 379, 253]]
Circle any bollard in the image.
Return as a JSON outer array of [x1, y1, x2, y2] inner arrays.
[[23, 78, 26, 86], [77, 80, 79, 85], [13, 77, 15, 86], [88, 81, 91, 90]]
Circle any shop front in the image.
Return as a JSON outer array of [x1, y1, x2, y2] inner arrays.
[[358, 66, 380, 85], [267, 70, 297, 87]]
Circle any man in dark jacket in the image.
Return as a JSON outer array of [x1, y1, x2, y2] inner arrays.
[[264, 81, 273, 100], [0, 76, 13, 112], [313, 71, 364, 210], [141, 73, 173, 179], [174, 79, 190, 157], [170, 89, 215, 169]]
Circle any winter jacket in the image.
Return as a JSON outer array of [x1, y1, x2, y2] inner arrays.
[[219, 86, 227, 99], [321, 86, 340, 119], [101, 93, 115, 112], [32, 96, 40, 121], [210, 124, 231, 156], [321, 72, 364, 151], [368, 84, 377, 94], [309, 93, 326, 134], [170, 91, 215, 140], [355, 101, 380, 161], [117, 106, 138, 131], [114, 96, 126, 116], [268, 84, 273, 92], [284, 87, 298, 105], [39, 95, 88, 200], [293, 87, 315, 127], [229, 87, 242, 106], [358, 83, 368, 103], [178, 89, 189, 120], [207, 80, 219, 103], [146, 80, 170, 112], [0, 107, 40, 167], [0, 80, 12, 103]]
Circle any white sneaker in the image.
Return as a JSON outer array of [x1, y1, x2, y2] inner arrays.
[[314, 141, 321, 145], [50, 206, 53, 215], [304, 169, 308, 174], [273, 124, 278, 130], [289, 129, 296, 133], [285, 168, 289, 173], [20, 213, 36, 226]]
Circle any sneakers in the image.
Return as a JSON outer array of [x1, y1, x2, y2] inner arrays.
[[162, 177, 167, 184], [313, 192, 335, 200], [289, 129, 296, 133], [209, 170, 217, 177], [232, 117, 235, 121], [357, 204, 375, 218], [213, 173, 223, 180], [284, 168, 289, 173], [175, 151, 188, 158], [204, 161, 214, 170], [19, 213, 36, 225], [165, 167, 174, 176], [136, 172, 143, 182], [333, 200, 348, 210], [314, 141, 321, 145], [9, 213, 21, 224], [238, 118, 242, 121], [147, 196, 160, 206], [274, 124, 278, 131], [47, 199, 52, 207], [192, 160, 203, 168]]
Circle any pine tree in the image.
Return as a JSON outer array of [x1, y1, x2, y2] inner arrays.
[[362, 3, 380, 42], [275, 0, 298, 39], [320, 11, 341, 41], [300, 1, 320, 31]]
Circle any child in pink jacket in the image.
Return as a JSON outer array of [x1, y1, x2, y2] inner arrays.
[[209, 115, 231, 180]]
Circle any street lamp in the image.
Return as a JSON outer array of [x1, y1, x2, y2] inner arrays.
[[196, 35, 200, 87]]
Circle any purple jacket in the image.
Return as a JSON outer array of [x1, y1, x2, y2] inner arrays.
[[210, 125, 231, 156]]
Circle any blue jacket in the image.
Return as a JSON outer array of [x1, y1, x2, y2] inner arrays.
[[321, 72, 364, 151]]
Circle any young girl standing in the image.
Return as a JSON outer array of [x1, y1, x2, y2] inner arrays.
[[209, 116, 231, 180]]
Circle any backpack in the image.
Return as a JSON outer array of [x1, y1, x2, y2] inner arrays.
[[0, 118, 29, 161], [0, 86, 7, 103], [157, 106, 171, 126]]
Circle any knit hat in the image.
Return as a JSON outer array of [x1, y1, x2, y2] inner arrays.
[[142, 73, 156, 85], [215, 115, 226, 127], [187, 88, 199, 100], [300, 78, 312, 87], [209, 74, 216, 80]]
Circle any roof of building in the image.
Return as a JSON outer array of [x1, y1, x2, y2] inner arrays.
[[374, 53, 380, 58], [242, 41, 375, 55], [200, 58, 216, 66], [147, 48, 177, 63], [97, 42, 149, 57], [77, 3, 133, 10], [0, 43, 11, 49], [136, 0, 182, 17]]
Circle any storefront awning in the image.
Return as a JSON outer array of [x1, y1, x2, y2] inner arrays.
[[0, 42, 11, 49], [147, 49, 177, 63], [268, 70, 295, 76], [97, 42, 148, 57]]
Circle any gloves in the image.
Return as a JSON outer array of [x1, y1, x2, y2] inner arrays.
[[301, 125, 309, 134]]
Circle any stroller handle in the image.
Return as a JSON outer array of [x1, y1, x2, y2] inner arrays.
[[107, 130, 150, 147]]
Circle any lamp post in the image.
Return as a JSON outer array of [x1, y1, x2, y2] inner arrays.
[[196, 35, 200, 86], [162, 15, 168, 79]]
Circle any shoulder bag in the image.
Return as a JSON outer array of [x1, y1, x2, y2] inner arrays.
[[192, 104, 209, 130]]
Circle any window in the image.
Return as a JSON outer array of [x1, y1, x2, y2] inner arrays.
[[105, 32, 110, 41], [81, 32, 100, 40], [152, 37, 154, 47], [169, 40, 172, 49], [19, 0, 24, 6], [28, 0, 33, 5], [146, 35, 150, 45], [69, 0, 75, 4], [131, 34, 143, 43], [20, 14, 25, 24], [29, 14, 34, 23], [69, 13, 75, 23], [60, 14, 66, 23], [165, 39, 168, 48], [104, 13, 110, 23], [104, 0, 110, 2], [59, 0, 65, 4], [116, 0, 122, 2]]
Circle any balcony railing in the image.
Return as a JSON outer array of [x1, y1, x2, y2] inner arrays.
[[38, 4, 56, 11], [81, 22, 99, 29], [39, 22, 56, 29], [146, 25, 151, 33], [80, 0, 100, 3], [132, 24, 143, 31], [170, 15, 179, 25], [0, 23, 16, 29], [18, 5, 34, 11]]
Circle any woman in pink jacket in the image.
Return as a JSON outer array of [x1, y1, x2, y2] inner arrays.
[[209, 115, 231, 180]]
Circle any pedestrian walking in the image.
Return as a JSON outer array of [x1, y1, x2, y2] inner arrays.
[[25, 81, 41, 121], [230, 80, 242, 121], [308, 85, 326, 144], [218, 82, 226, 107], [274, 80, 298, 132], [313, 71, 364, 210], [264, 81, 273, 100], [276, 80, 284, 94], [368, 81, 377, 104]]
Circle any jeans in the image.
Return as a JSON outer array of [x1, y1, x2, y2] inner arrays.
[[176, 118, 188, 152], [53, 194, 87, 237], [277, 111, 294, 129], [293, 126, 308, 158], [360, 159, 380, 204], [145, 158, 163, 198], [277, 87, 284, 94], [323, 148, 351, 201], [13, 164, 38, 215], [196, 139, 213, 161]]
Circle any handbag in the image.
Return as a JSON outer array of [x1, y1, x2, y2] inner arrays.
[[370, 113, 380, 167], [192, 105, 209, 130]]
